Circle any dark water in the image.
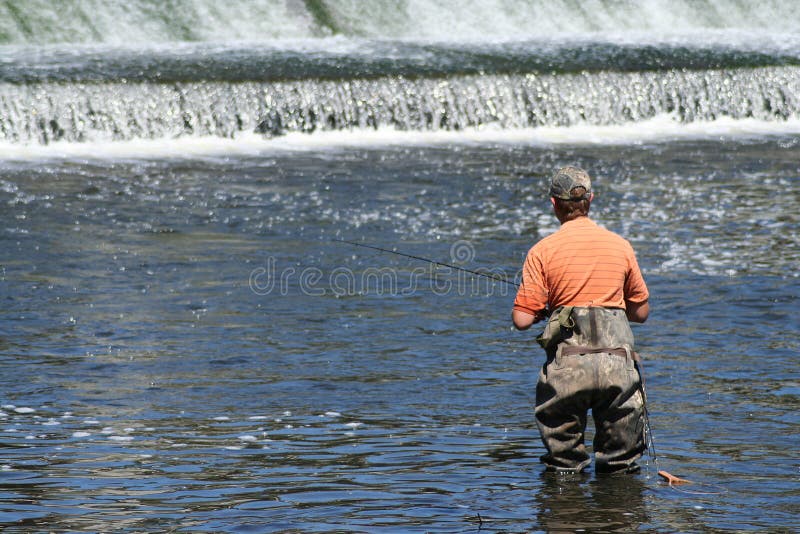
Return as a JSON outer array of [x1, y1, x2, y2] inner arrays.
[[1, 139, 798, 532]]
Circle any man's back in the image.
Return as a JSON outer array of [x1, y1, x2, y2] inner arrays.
[[527, 217, 648, 310]]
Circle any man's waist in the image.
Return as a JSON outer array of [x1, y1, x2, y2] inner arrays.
[[559, 345, 639, 361], [549, 304, 624, 313]]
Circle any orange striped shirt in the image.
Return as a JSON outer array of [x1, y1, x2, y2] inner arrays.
[[513, 217, 649, 320]]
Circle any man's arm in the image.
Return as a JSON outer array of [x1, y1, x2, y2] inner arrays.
[[512, 308, 541, 330], [513, 247, 548, 331], [623, 243, 649, 323], [625, 299, 649, 323]]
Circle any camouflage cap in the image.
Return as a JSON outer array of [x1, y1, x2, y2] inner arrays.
[[549, 166, 592, 200]]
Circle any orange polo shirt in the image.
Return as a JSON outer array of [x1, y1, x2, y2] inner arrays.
[[513, 217, 649, 320]]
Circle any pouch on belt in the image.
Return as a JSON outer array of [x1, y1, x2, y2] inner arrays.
[[536, 306, 574, 351]]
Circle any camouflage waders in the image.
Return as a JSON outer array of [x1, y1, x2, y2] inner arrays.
[[534, 307, 645, 473]]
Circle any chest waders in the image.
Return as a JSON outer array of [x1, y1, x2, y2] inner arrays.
[[533, 306, 646, 473]]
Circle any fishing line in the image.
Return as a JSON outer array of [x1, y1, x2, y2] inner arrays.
[[637, 361, 727, 495], [334, 238, 520, 288], [636, 361, 661, 468]]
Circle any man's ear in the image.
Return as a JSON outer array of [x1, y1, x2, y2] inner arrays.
[[550, 197, 556, 207]]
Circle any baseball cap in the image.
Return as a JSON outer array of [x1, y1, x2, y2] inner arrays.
[[549, 166, 592, 200]]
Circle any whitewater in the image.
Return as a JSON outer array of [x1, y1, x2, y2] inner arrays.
[[1, 0, 800, 153]]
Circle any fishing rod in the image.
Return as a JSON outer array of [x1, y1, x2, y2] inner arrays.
[[334, 238, 520, 288]]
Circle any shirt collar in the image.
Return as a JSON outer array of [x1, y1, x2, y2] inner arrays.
[[560, 216, 595, 229]]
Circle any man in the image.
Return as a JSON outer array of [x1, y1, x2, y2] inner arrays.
[[512, 166, 650, 474]]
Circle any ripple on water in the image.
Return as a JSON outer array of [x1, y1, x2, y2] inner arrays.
[[0, 140, 797, 531]]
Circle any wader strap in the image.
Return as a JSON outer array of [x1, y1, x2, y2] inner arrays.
[[589, 307, 599, 346], [635, 360, 648, 403], [557, 306, 575, 329]]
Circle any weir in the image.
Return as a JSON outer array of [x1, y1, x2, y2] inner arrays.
[[1, 66, 798, 145]]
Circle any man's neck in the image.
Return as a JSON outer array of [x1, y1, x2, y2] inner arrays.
[[558, 214, 591, 225]]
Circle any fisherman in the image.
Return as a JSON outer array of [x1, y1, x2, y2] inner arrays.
[[512, 166, 650, 474]]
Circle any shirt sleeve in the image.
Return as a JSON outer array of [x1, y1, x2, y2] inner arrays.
[[623, 244, 649, 304], [513, 246, 549, 318]]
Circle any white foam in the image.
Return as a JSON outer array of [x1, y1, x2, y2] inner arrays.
[[2, 115, 799, 162], [72, 431, 91, 438], [360, 2, 800, 43], [3, 0, 800, 47], [13, 407, 35, 414]]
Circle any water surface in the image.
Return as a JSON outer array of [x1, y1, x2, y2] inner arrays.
[[1, 140, 797, 532]]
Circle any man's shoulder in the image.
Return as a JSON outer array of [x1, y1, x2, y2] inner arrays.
[[583, 220, 633, 246], [530, 226, 564, 253], [530, 218, 634, 253], [593, 223, 630, 242], [554, 218, 634, 251]]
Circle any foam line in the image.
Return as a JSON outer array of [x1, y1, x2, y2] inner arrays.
[[1, 115, 800, 162]]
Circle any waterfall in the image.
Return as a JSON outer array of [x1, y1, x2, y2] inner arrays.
[[2, 67, 797, 144]]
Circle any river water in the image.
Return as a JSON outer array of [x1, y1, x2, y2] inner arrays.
[[1, 1, 799, 532]]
